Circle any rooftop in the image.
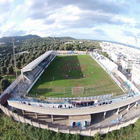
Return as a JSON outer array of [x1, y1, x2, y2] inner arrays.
[[21, 51, 53, 73]]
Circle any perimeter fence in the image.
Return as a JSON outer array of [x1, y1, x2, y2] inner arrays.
[[27, 86, 124, 100]]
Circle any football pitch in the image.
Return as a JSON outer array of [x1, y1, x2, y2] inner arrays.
[[29, 55, 123, 97]]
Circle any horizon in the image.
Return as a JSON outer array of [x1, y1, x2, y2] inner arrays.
[[0, 0, 140, 47], [0, 34, 138, 49]]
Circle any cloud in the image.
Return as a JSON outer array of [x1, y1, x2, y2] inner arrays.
[[11, 4, 25, 18], [135, 0, 140, 3], [21, 0, 131, 28], [5, 0, 135, 40], [25, 0, 129, 17], [0, 0, 13, 25], [1, 0, 139, 48], [5, 0, 134, 40], [0, 0, 13, 13], [1, 22, 26, 37], [121, 30, 134, 37], [134, 23, 140, 29], [2, 29, 26, 37], [137, 32, 140, 39], [91, 28, 107, 36]]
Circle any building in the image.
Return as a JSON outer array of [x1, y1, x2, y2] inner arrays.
[[121, 59, 132, 72], [131, 64, 140, 85]]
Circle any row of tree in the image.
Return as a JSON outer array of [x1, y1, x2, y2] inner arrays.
[[0, 78, 11, 91], [0, 36, 101, 93], [0, 111, 140, 140], [0, 66, 14, 75]]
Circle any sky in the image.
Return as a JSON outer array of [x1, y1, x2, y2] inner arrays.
[[0, 0, 140, 47]]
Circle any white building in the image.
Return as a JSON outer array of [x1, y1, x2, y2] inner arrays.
[[110, 53, 118, 63], [121, 59, 132, 71], [110, 53, 122, 64], [131, 64, 140, 85]]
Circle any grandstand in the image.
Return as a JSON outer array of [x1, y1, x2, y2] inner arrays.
[[93, 52, 118, 74], [10, 51, 56, 98], [21, 51, 56, 83], [1, 50, 140, 137]]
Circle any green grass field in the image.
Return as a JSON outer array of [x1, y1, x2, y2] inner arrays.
[[29, 55, 123, 97]]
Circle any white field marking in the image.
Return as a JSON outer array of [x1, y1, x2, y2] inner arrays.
[[99, 79, 106, 90], [89, 85, 91, 92], [84, 88, 121, 92], [49, 81, 53, 90]]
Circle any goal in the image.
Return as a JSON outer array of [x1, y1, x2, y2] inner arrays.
[[72, 87, 84, 94]]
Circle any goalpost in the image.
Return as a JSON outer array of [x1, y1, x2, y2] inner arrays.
[[72, 87, 84, 95]]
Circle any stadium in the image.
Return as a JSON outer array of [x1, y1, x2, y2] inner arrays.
[[28, 51, 122, 98], [0, 50, 140, 136]]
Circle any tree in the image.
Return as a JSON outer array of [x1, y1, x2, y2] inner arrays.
[[1, 66, 7, 75], [8, 66, 14, 74], [94, 133, 102, 140], [102, 52, 109, 58], [4, 59, 9, 67], [21, 58, 25, 65], [55, 132, 63, 140], [0, 76, 3, 81], [17, 61, 21, 69], [75, 44, 80, 50], [71, 134, 80, 140], [65, 133, 71, 140], [10, 58, 14, 65], [0, 78, 11, 91], [133, 119, 140, 138], [1, 61, 4, 67], [64, 44, 73, 50]]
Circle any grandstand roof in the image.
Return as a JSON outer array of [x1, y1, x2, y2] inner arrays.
[[21, 51, 53, 73], [98, 55, 118, 72], [107, 61, 118, 72]]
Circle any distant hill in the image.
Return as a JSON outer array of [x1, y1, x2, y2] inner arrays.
[[0, 34, 41, 43], [44, 36, 75, 41], [57, 37, 75, 40]]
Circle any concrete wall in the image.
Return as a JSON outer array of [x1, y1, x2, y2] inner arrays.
[[0, 104, 139, 137], [0, 75, 22, 99], [7, 94, 140, 116], [117, 71, 127, 82], [118, 71, 139, 93], [56, 51, 86, 55], [69, 119, 91, 127], [46, 93, 113, 101]]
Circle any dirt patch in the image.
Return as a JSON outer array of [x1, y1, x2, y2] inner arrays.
[[60, 57, 83, 79]]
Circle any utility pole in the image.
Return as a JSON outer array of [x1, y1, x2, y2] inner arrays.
[[135, 36, 137, 60], [53, 36, 55, 50], [12, 38, 21, 96]]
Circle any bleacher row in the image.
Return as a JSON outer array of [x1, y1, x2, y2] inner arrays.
[[46, 93, 113, 100], [23, 65, 42, 82], [23, 54, 55, 83], [93, 53, 118, 73]]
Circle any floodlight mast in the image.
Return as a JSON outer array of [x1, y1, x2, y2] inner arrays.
[[12, 38, 21, 96], [135, 36, 137, 59], [53, 36, 55, 50]]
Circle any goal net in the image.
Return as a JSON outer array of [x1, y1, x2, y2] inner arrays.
[[72, 87, 84, 94]]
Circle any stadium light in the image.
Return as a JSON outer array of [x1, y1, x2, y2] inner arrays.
[[135, 36, 137, 59], [12, 38, 21, 96]]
